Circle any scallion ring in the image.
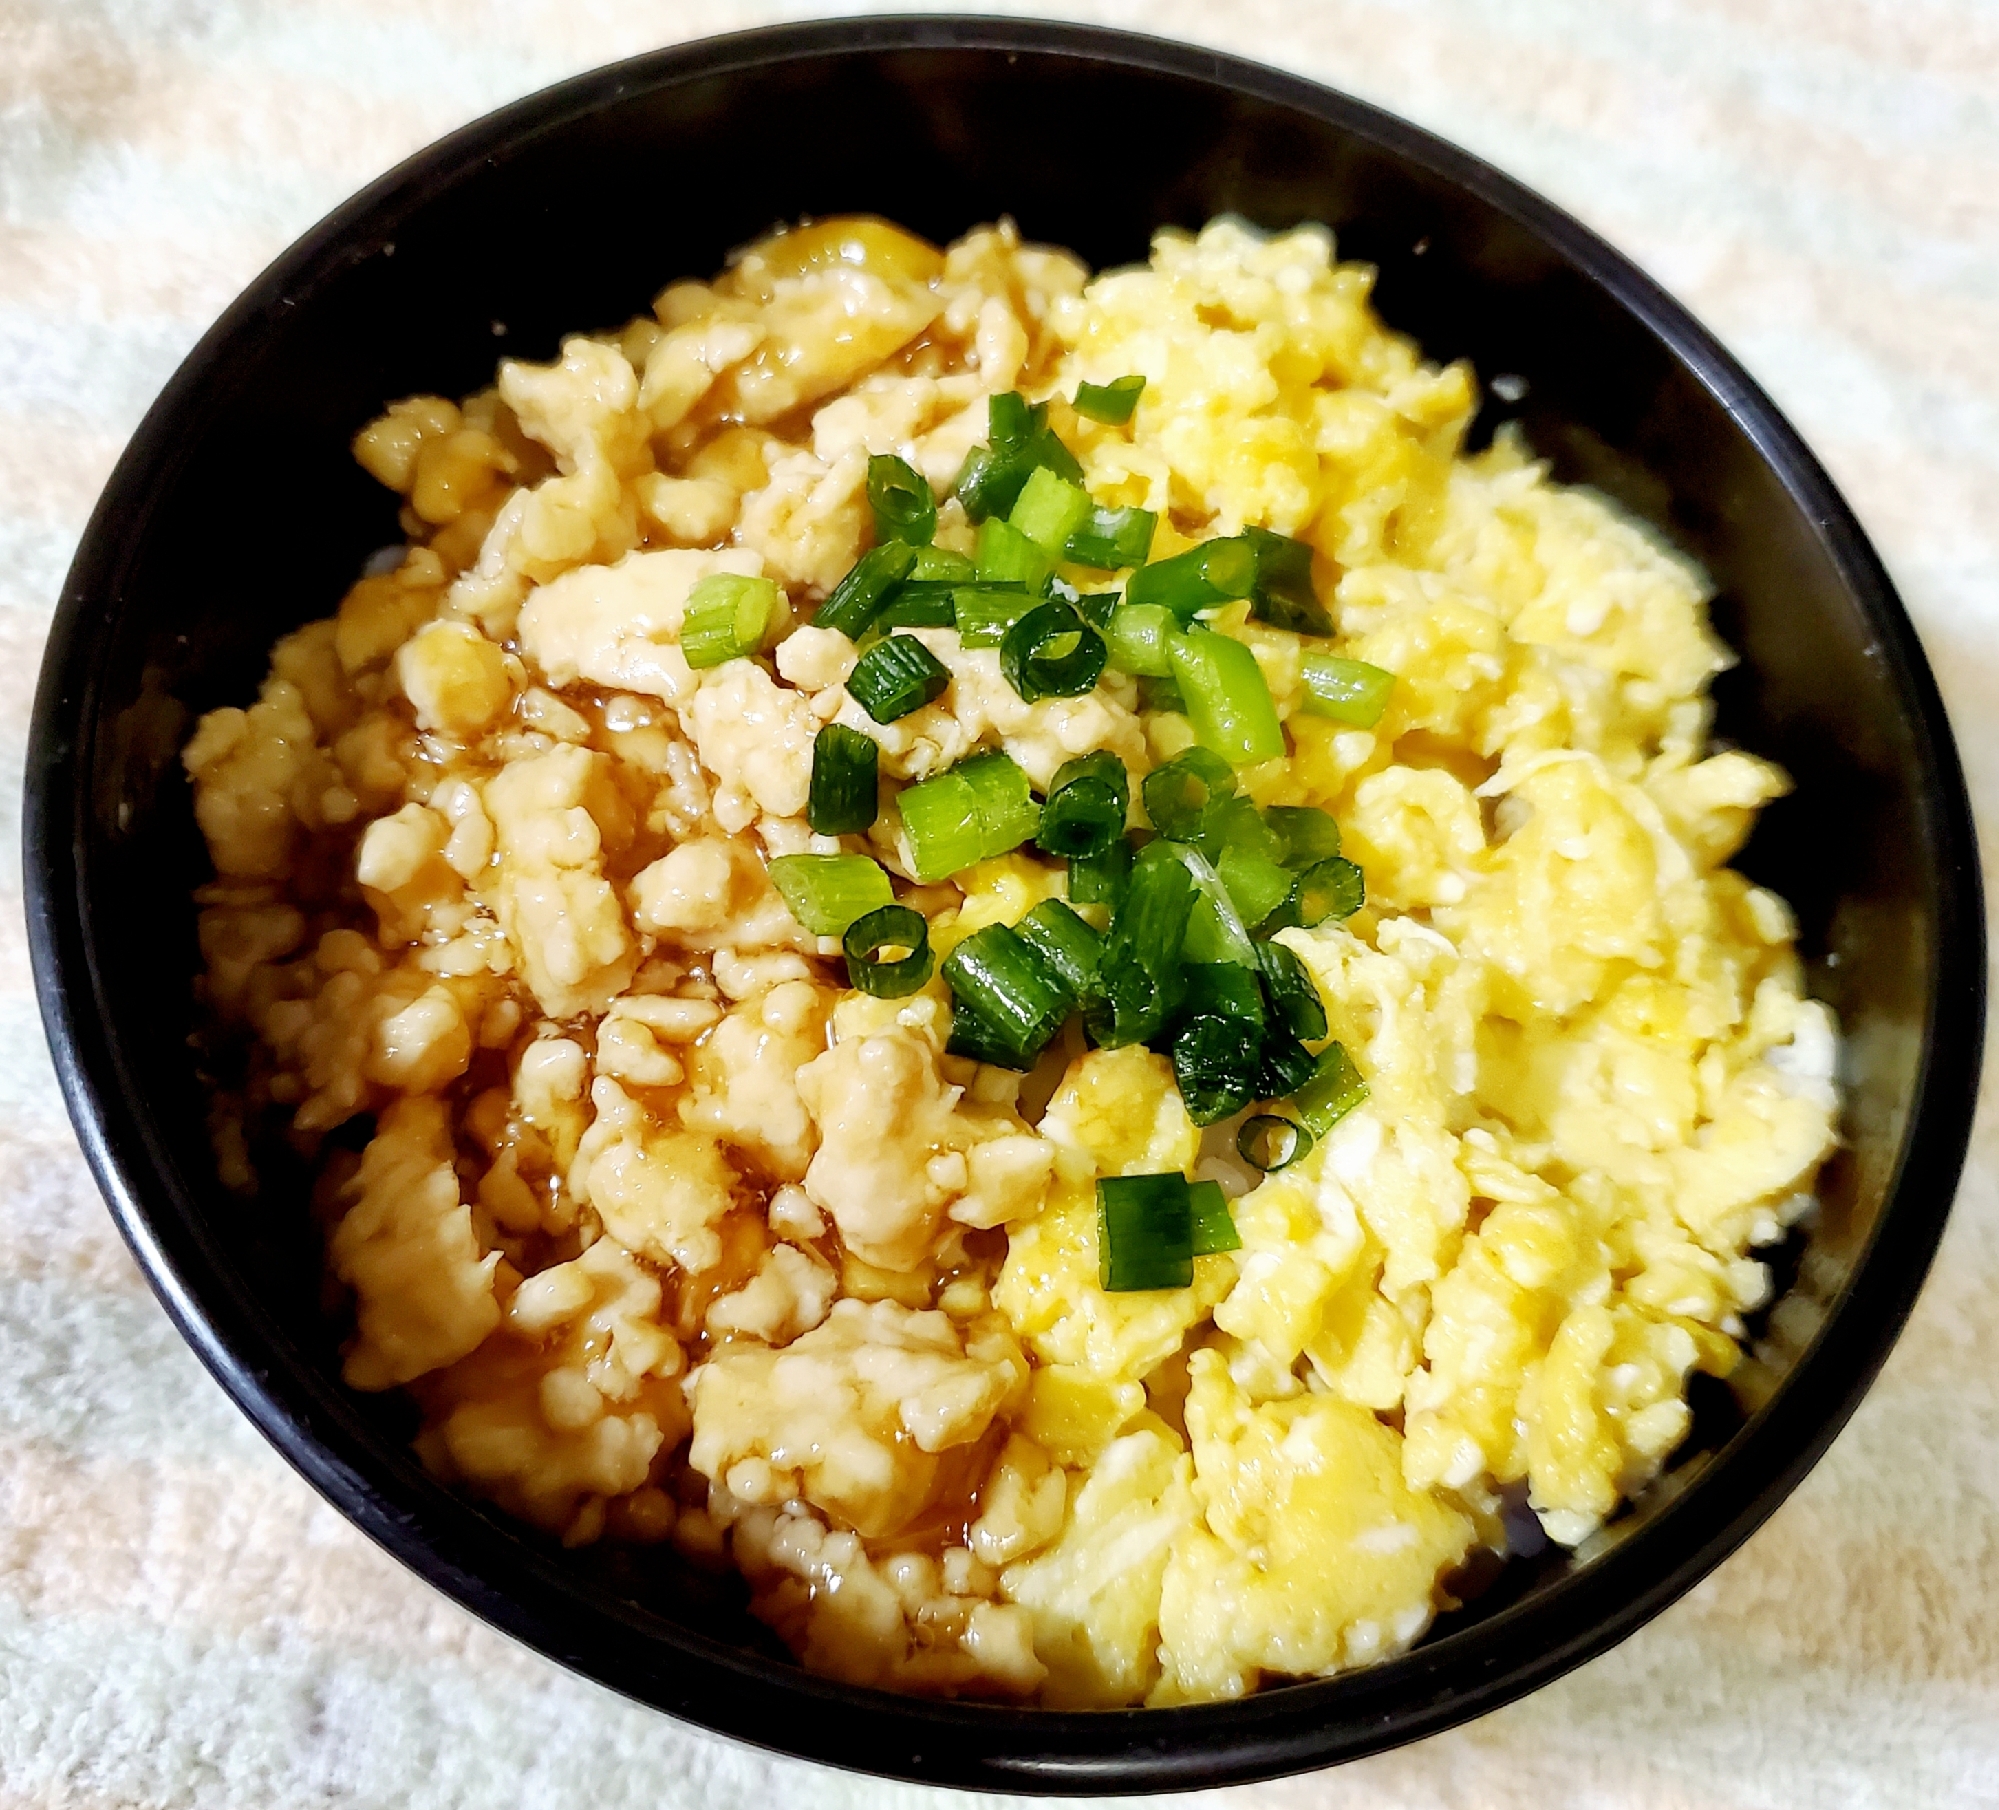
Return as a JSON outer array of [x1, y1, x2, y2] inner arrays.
[[1237, 1114, 1314, 1173], [848, 633, 951, 724], [866, 453, 937, 547], [843, 904, 934, 998], [1000, 600, 1107, 703]]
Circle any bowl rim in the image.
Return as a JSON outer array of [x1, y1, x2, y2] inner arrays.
[[23, 13, 1987, 1793]]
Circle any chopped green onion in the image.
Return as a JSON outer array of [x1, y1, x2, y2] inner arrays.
[[1257, 940, 1328, 1043], [1299, 652, 1396, 727], [807, 723, 879, 836], [943, 923, 1074, 1065], [976, 517, 1055, 590], [1173, 1015, 1261, 1124], [1066, 505, 1157, 571], [946, 1004, 1034, 1070], [1217, 842, 1295, 929], [1036, 776, 1121, 857], [898, 771, 983, 882], [1180, 961, 1266, 1029], [1292, 1042, 1368, 1137], [1264, 805, 1341, 869], [1104, 602, 1177, 676], [843, 904, 934, 998], [871, 583, 959, 629], [1097, 1174, 1193, 1292], [1241, 526, 1332, 636], [1050, 749, 1131, 821], [953, 393, 1085, 523], [910, 544, 975, 583], [816, 541, 919, 640], [1214, 796, 1281, 859], [1072, 373, 1147, 426], [1085, 850, 1194, 1046], [1000, 600, 1107, 704], [1268, 855, 1366, 929], [952, 585, 1036, 647], [848, 634, 950, 723], [1237, 1115, 1312, 1173], [1141, 745, 1236, 844], [1188, 1179, 1242, 1254], [1070, 584, 1119, 630], [767, 853, 893, 936], [680, 573, 779, 669], [867, 453, 937, 547], [898, 753, 1040, 880], [1015, 899, 1103, 995], [1257, 1028, 1320, 1099], [1073, 375, 1146, 425], [1153, 841, 1258, 970], [954, 749, 1040, 856], [1125, 537, 1258, 625], [1169, 629, 1287, 766], [1010, 466, 1093, 555], [1066, 833, 1132, 908], [1036, 751, 1129, 859], [1137, 674, 1188, 715]]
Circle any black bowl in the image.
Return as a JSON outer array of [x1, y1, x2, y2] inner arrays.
[[23, 15, 1984, 1793]]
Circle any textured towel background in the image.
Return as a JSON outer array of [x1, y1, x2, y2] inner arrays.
[[3, 2, 1997, 1804]]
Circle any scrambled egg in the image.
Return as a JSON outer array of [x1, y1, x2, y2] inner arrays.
[[183, 216, 1838, 1705]]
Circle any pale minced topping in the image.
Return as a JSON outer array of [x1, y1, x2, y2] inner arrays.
[[183, 216, 1837, 1705]]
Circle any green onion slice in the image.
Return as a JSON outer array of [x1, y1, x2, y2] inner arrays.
[[1015, 898, 1103, 995], [955, 749, 1041, 855], [843, 904, 934, 998], [1217, 842, 1295, 929], [1125, 537, 1258, 625], [1257, 1027, 1320, 1100], [1241, 526, 1333, 636], [1256, 940, 1329, 1043], [1035, 775, 1122, 858], [899, 771, 984, 882], [871, 583, 959, 629], [1269, 855, 1366, 929], [943, 922, 1074, 1063], [1237, 1114, 1313, 1173], [816, 540, 919, 640], [1010, 466, 1093, 554], [1137, 674, 1188, 715], [910, 544, 975, 583], [1291, 1042, 1368, 1138], [1073, 374, 1146, 425], [1141, 745, 1237, 844], [1097, 1173, 1194, 1292], [1169, 628, 1287, 766], [848, 634, 951, 723], [1105, 602, 1177, 676], [867, 453, 937, 547], [1084, 851, 1194, 1046], [1180, 961, 1266, 1030], [952, 585, 1036, 648], [767, 853, 893, 936], [1264, 805, 1341, 869], [1173, 1013, 1262, 1125], [1036, 754, 1128, 860], [680, 572, 779, 669], [1001, 600, 1107, 703], [1188, 1179, 1242, 1255], [1066, 504, 1157, 571], [946, 1003, 1034, 1070], [953, 393, 1085, 523], [807, 722, 879, 836], [1299, 651, 1396, 728], [976, 517, 1056, 590], [1066, 833, 1132, 909]]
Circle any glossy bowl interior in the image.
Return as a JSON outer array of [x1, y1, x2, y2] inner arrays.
[[24, 16, 1984, 1793]]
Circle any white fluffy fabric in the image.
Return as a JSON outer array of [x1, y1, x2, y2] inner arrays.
[[2, 2, 1996, 1805]]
